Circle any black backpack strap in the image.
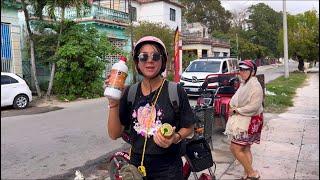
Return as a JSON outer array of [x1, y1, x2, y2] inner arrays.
[[127, 82, 139, 106], [122, 82, 139, 144], [168, 81, 179, 114]]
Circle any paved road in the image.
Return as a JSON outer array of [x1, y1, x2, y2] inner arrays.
[[1, 99, 126, 179], [0, 62, 299, 179]]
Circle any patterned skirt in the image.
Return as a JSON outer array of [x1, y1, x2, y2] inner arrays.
[[231, 113, 263, 146]]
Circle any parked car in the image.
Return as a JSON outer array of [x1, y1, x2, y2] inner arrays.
[[180, 57, 239, 96], [1, 72, 32, 109]]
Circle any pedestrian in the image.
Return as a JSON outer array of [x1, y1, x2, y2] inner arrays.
[[106, 36, 195, 179], [224, 60, 263, 180]]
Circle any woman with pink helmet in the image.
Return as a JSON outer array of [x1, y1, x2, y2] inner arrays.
[[224, 60, 263, 180], [106, 36, 195, 179]]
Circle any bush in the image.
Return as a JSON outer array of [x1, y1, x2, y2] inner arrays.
[[53, 23, 123, 100]]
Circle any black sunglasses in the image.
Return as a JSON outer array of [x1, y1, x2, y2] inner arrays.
[[138, 52, 162, 62]]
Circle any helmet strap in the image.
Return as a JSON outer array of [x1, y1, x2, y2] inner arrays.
[[245, 70, 253, 83]]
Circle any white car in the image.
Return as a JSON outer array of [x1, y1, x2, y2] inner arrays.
[[180, 57, 239, 96], [1, 72, 33, 109]]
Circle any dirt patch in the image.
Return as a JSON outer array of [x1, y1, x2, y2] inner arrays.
[[1, 106, 64, 118]]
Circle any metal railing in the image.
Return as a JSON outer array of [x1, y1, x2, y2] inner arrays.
[[27, 4, 129, 24]]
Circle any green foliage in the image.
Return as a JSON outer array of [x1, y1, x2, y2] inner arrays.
[[125, 21, 174, 82], [180, 0, 232, 32], [277, 10, 319, 62], [166, 72, 174, 81], [238, 36, 268, 59], [182, 53, 197, 70], [264, 72, 307, 113], [127, 21, 174, 58], [247, 3, 282, 57], [53, 23, 123, 100]]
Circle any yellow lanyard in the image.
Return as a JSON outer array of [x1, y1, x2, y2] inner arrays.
[[138, 79, 165, 177]]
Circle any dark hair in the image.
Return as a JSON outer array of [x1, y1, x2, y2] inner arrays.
[[133, 42, 167, 77]]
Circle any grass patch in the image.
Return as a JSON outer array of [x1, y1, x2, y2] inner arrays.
[[264, 71, 307, 113]]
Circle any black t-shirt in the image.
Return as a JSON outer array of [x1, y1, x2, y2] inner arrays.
[[119, 80, 196, 155]]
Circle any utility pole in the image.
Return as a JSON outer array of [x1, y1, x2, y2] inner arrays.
[[128, 0, 136, 83], [283, 0, 289, 78], [236, 33, 239, 60]]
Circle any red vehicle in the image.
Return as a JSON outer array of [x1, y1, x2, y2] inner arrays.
[[197, 73, 265, 130], [196, 73, 240, 130]]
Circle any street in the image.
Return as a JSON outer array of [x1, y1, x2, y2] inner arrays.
[[1, 62, 299, 179], [1, 99, 126, 179]]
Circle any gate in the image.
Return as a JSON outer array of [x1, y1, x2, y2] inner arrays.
[[1, 23, 12, 72]]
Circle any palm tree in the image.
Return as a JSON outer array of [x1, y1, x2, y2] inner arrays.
[[45, 0, 88, 99], [21, 0, 42, 97]]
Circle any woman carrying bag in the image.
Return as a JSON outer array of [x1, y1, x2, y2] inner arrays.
[[224, 60, 263, 180]]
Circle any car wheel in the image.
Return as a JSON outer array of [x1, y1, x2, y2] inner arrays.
[[13, 94, 29, 109]]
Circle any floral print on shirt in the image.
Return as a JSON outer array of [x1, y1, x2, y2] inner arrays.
[[132, 103, 163, 137]]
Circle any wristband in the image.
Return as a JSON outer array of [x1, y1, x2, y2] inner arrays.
[[108, 103, 119, 109], [174, 132, 182, 144]]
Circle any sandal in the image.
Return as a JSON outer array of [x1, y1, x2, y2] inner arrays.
[[239, 176, 247, 180], [245, 174, 260, 180]]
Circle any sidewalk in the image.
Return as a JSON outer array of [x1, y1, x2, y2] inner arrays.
[[190, 67, 319, 179]]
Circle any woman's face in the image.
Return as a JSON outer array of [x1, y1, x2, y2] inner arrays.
[[239, 68, 251, 81], [137, 44, 162, 79]]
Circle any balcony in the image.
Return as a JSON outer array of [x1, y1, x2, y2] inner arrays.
[[65, 5, 130, 26], [27, 4, 130, 26]]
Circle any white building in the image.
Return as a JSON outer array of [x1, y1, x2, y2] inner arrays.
[[1, 1, 23, 76], [131, 0, 183, 30], [182, 22, 231, 58]]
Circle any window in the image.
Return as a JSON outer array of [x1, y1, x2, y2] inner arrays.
[[1, 23, 12, 60], [130, 7, 137, 21], [202, 50, 207, 58], [1, 75, 18, 85], [223, 52, 228, 57], [222, 61, 228, 73], [214, 52, 220, 57], [170, 8, 176, 21], [186, 61, 221, 73]]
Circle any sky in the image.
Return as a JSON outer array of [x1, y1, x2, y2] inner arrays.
[[221, 0, 319, 15]]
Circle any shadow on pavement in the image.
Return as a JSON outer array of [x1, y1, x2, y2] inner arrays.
[[1, 105, 64, 118]]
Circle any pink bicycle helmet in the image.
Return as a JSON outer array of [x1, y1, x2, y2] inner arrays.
[[239, 60, 254, 70], [133, 36, 168, 76], [239, 60, 256, 82]]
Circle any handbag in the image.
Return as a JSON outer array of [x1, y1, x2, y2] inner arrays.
[[185, 137, 214, 172], [224, 114, 251, 139], [119, 164, 143, 180]]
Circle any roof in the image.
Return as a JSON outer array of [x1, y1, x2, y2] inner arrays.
[[134, 0, 184, 8], [193, 57, 237, 62]]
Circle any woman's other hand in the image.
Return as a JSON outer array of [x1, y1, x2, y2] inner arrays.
[[153, 126, 177, 148]]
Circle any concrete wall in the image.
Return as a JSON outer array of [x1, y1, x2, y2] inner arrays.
[[212, 47, 230, 57], [1, 7, 23, 76], [182, 44, 212, 58]]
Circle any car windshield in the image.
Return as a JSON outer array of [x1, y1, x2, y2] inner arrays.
[[185, 61, 221, 73]]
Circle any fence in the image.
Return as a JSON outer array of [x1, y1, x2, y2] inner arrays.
[[22, 61, 51, 92]]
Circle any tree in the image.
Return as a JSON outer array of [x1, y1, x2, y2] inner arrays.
[[44, 0, 88, 99], [277, 10, 319, 63], [125, 21, 174, 81], [247, 3, 282, 57], [231, 8, 248, 30], [53, 22, 123, 100], [180, 0, 232, 33], [21, 0, 42, 97]]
